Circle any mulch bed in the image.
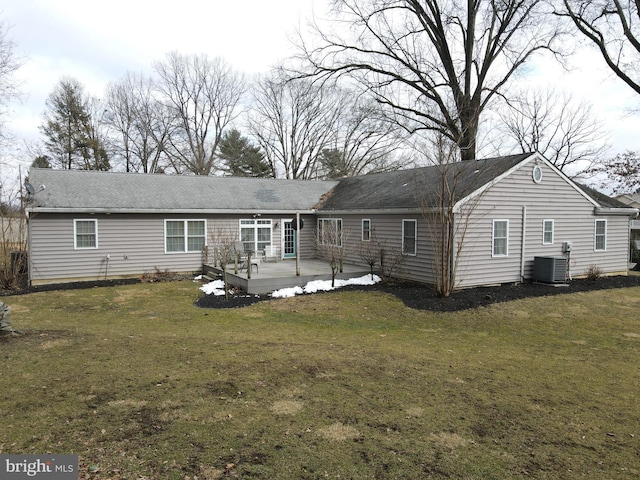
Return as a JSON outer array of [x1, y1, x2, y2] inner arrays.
[[195, 274, 640, 312], [2, 273, 638, 313]]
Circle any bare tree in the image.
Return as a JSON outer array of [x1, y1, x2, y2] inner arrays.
[[319, 96, 407, 178], [316, 218, 347, 287], [0, 181, 27, 290], [298, 0, 563, 161], [209, 228, 239, 301], [416, 133, 488, 296], [105, 72, 171, 173], [154, 52, 246, 175], [560, 0, 640, 96], [586, 150, 640, 194], [376, 237, 407, 282], [0, 19, 23, 146], [248, 71, 342, 179], [498, 88, 609, 173]]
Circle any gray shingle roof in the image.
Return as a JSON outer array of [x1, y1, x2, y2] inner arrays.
[[27, 153, 628, 215], [317, 153, 533, 211], [576, 183, 629, 209], [27, 169, 339, 213]]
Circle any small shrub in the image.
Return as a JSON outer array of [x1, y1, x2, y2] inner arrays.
[[585, 264, 603, 281], [141, 268, 184, 283]]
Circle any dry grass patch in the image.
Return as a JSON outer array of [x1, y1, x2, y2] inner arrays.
[[39, 338, 72, 350], [107, 399, 148, 409], [317, 422, 361, 442], [269, 400, 304, 415], [405, 406, 424, 417], [430, 431, 472, 450]]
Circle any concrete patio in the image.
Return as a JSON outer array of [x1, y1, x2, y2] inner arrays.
[[202, 258, 371, 294]]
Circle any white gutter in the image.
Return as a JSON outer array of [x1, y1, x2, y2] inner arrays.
[[594, 207, 640, 217], [316, 208, 432, 215], [26, 208, 320, 215]]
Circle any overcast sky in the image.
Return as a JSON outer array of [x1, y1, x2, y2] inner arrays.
[[3, 0, 320, 153], [3, 0, 640, 180]]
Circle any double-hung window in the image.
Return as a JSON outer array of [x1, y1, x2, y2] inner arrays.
[[318, 218, 343, 246], [74, 219, 98, 249], [492, 220, 509, 257], [543, 219, 554, 245], [402, 219, 417, 255], [362, 219, 371, 242], [595, 219, 607, 251], [165, 220, 206, 253]]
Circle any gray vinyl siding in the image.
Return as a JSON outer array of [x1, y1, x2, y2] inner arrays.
[[28, 213, 297, 284], [455, 161, 630, 288], [337, 214, 438, 285], [29, 213, 207, 284]]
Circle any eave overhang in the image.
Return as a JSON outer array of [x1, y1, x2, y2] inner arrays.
[[594, 207, 640, 217], [26, 208, 320, 215]]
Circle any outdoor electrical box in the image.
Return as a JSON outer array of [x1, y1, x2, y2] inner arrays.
[[562, 241, 572, 253], [533, 256, 568, 284]]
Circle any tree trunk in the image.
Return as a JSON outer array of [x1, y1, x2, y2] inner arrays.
[[458, 100, 479, 161]]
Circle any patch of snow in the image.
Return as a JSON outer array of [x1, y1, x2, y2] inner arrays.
[[199, 274, 381, 298], [271, 286, 304, 298], [272, 274, 381, 298], [199, 279, 226, 296]]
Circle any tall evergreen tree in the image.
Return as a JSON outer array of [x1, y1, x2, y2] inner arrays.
[[39, 77, 110, 170], [218, 129, 271, 177]]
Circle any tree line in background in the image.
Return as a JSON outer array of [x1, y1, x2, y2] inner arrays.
[[1, 0, 640, 190], [32, 54, 410, 180]]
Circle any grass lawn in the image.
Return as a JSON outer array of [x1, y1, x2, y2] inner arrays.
[[1, 280, 639, 479]]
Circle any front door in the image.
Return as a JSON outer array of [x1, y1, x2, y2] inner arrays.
[[283, 220, 296, 258]]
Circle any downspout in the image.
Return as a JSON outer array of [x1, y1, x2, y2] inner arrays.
[[26, 211, 33, 287], [449, 216, 456, 290], [520, 206, 527, 283]]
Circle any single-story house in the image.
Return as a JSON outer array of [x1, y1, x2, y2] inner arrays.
[[25, 152, 638, 289]]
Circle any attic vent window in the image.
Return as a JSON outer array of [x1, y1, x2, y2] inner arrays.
[[532, 165, 543, 183]]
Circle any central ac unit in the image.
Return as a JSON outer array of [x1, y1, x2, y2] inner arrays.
[[533, 256, 567, 283]]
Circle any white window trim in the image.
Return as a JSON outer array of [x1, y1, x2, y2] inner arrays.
[[594, 219, 607, 252], [74, 219, 98, 250], [543, 219, 554, 245], [492, 219, 509, 257], [362, 219, 371, 242], [402, 219, 417, 256], [164, 219, 207, 254]]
